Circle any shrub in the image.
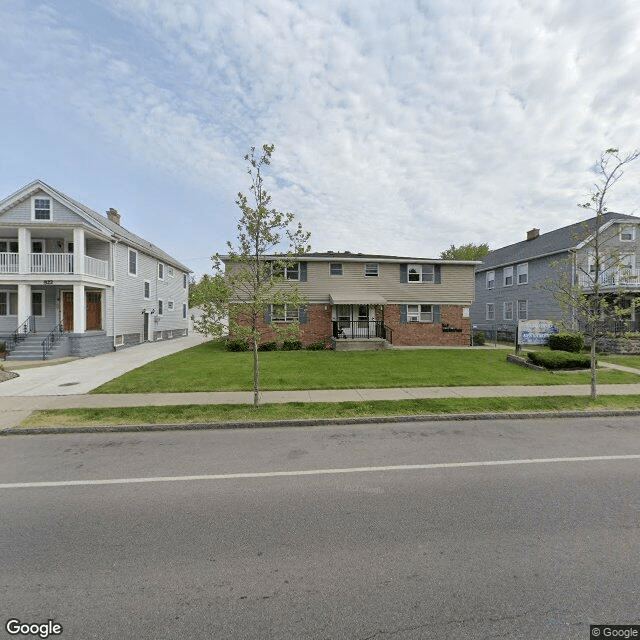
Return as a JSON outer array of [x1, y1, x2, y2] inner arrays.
[[258, 341, 279, 351], [225, 338, 250, 352], [527, 350, 590, 370], [473, 331, 485, 345], [549, 332, 584, 353], [306, 340, 326, 350], [281, 339, 303, 351]]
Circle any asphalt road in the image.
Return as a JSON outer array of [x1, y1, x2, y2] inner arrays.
[[2, 417, 640, 640]]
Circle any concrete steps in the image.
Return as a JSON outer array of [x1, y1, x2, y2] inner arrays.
[[6, 333, 70, 361]]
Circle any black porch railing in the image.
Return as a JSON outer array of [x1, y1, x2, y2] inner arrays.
[[42, 323, 65, 360], [332, 320, 392, 342], [13, 315, 36, 343]]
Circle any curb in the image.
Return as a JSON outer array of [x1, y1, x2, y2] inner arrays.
[[4, 408, 640, 435]]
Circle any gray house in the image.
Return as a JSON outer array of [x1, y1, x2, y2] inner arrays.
[[471, 212, 640, 340], [0, 180, 190, 359]]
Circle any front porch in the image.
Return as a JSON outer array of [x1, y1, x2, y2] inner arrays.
[[329, 298, 392, 350]]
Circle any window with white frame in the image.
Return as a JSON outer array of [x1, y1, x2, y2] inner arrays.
[[364, 263, 379, 277], [158, 299, 163, 315], [503, 301, 513, 320], [330, 263, 343, 276], [128, 249, 137, 276], [31, 291, 44, 316], [486, 303, 495, 320], [408, 264, 435, 283], [183, 274, 187, 288], [168, 267, 174, 277], [167, 300, 174, 311], [503, 266, 513, 286], [0, 291, 18, 316], [271, 304, 298, 322], [158, 262, 164, 280], [144, 281, 150, 299], [620, 225, 635, 241], [183, 304, 187, 319], [518, 299, 528, 320], [32, 197, 51, 220], [517, 262, 528, 285], [0, 240, 18, 253], [272, 262, 299, 280], [486, 271, 495, 289], [407, 304, 433, 322]]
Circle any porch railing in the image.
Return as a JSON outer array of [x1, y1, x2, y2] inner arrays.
[[30, 253, 74, 274], [332, 320, 392, 342], [0, 252, 19, 273], [13, 315, 36, 343], [84, 255, 109, 279], [578, 269, 640, 288]]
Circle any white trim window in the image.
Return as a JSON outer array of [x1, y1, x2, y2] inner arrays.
[[158, 299, 164, 315], [330, 263, 343, 276], [168, 266, 174, 278], [271, 304, 298, 322], [408, 264, 435, 283], [31, 290, 45, 317], [364, 263, 379, 277], [144, 280, 150, 299], [183, 304, 187, 319], [517, 263, 528, 285], [158, 262, 164, 280], [503, 301, 513, 320], [272, 263, 299, 280], [407, 304, 433, 322], [503, 266, 513, 287], [620, 225, 635, 241], [0, 291, 18, 316], [0, 240, 19, 252], [32, 197, 51, 221], [518, 299, 528, 320], [486, 303, 495, 320], [128, 249, 137, 276], [183, 274, 187, 289], [167, 300, 174, 311], [486, 271, 495, 289]]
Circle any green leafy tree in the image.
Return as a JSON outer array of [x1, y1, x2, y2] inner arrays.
[[548, 148, 640, 399], [198, 144, 311, 407], [440, 242, 489, 261]]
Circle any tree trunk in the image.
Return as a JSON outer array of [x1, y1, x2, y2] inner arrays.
[[590, 338, 597, 400], [252, 336, 260, 407]]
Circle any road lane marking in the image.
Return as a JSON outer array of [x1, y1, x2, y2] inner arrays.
[[1, 454, 639, 489]]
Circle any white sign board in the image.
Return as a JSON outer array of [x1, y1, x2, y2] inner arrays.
[[518, 320, 559, 346]]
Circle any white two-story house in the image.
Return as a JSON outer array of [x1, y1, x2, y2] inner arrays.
[[0, 180, 191, 359]]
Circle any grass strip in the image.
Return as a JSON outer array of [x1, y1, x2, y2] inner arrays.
[[19, 395, 640, 429]]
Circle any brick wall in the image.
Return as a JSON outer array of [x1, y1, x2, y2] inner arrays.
[[384, 304, 470, 346]]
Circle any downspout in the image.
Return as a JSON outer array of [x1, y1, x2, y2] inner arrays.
[[111, 239, 118, 349]]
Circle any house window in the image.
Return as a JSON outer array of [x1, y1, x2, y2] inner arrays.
[[517, 263, 528, 285], [158, 299, 163, 315], [330, 263, 343, 276], [168, 300, 174, 311], [364, 263, 379, 277], [486, 303, 495, 320], [486, 271, 495, 289], [168, 267, 174, 277], [408, 264, 435, 283], [183, 274, 187, 288], [272, 263, 299, 280], [407, 304, 433, 322], [271, 304, 297, 322], [183, 304, 187, 319], [0, 240, 18, 253], [144, 281, 150, 299], [32, 291, 44, 317], [33, 198, 51, 220], [620, 225, 635, 241], [503, 301, 513, 320], [503, 266, 513, 286], [158, 263, 164, 280], [518, 299, 528, 320], [128, 249, 137, 276], [0, 291, 18, 316]]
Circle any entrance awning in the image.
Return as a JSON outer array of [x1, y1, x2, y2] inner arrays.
[[329, 293, 387, 305]]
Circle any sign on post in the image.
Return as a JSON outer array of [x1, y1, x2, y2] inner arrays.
[[517, 320, 559, 348]]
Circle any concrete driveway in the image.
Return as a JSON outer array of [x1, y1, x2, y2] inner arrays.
[[0, 334, 208, 396]]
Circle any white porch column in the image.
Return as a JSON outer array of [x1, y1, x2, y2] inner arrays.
[[73, 227, 85, 275], [73, 284, 85, 333], [18, 227, 31, 274], [17, 283, 31, 327]]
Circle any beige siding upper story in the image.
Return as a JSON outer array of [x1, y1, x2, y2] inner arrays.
[[226, 258, 476, 305]]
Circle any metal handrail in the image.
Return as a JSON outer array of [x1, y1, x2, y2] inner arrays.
[[332, 320, 388, 340], [13, 315, 35, 343], [42, 323, 64, 360]]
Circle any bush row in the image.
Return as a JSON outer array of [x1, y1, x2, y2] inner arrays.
[[225, 338, 325, 352], [548, 332, 584, 353], [527, 350, 591, 370]]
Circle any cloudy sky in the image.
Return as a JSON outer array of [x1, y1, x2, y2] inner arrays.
[[2, 0, 640, 276]]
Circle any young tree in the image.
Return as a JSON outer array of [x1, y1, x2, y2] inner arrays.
[[550, 148, 640, 399], [440, 242, 489, 261], [200, 144, 311, 407]]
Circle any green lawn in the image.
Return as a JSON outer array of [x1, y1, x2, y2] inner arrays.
[[21, 395, 640, 429], [600, 354, 640, 369], [92, 341, 640, 394]]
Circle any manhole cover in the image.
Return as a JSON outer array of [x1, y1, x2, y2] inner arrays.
[[58, 382, 80, 387]]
